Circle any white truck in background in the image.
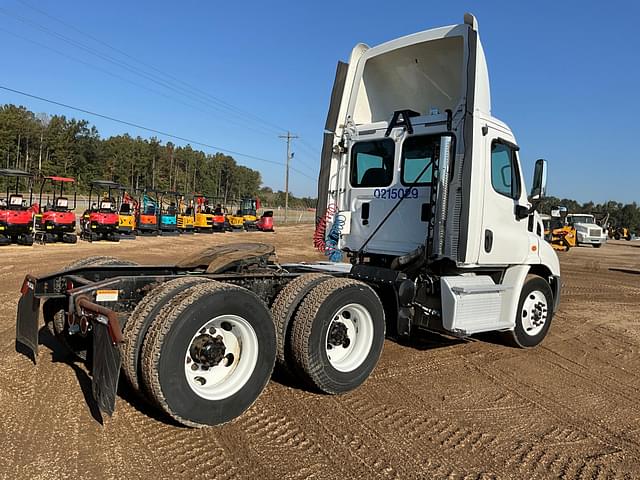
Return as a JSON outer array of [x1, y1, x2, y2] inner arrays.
[[16, 13, 561, 428], [566, 213, 606, 247]]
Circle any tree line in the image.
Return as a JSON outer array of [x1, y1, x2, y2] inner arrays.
[[0, 104, 315, 208], [3, 104, 636, 221], [538, 196, 640, 232]]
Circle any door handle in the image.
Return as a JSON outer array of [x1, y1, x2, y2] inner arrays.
[[484, 229, 493, 253], [361, 202, 369, 225]]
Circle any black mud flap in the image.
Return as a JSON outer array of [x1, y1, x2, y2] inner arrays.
[[15, 276, 40, 363], [92, 321, 122, 416]]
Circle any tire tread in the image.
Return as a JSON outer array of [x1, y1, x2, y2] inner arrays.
[[121, 276, 212, 393], [270, 273, 330, 368], [290, 277, 381, 394], [140, 281, 271, 427]]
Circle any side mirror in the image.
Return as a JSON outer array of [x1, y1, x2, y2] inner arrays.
[[558, 206, 567, 219], [530, 159, 547, 201]]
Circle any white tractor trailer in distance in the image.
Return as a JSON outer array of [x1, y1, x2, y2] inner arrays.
[[15, 13, 560, 427]]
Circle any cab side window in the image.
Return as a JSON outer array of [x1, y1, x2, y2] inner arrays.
[[491, 141, 520, 199], [401, 135, 438, 186], [350, 138, 395, 188]]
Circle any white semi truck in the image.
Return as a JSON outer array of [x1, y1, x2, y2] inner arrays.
[[15, 13, 560, 427], [566, 213, 606, 247]]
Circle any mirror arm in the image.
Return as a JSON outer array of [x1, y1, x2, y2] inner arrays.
[[527, 197, 542, 214]]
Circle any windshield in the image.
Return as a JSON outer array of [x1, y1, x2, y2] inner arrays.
[[570, 215, 595, 224]]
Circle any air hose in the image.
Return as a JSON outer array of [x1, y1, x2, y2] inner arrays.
[[313, 204, 344, 262]]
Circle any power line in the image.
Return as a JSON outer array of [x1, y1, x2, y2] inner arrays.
[[18, 0, 289, 134], [278, 134, 321, 171], [298, 137, 322, 155], [0, 5, 319, 185], [0, 4, 324, 184], [0, 84, 316, 181], [5, 2, 289, 136], [0, 27, 222, 121], [0, 7, 281, 139], [0, 26, 279, 139]]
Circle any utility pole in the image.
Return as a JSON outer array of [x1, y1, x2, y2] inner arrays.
[[278, 131, 298, 223]]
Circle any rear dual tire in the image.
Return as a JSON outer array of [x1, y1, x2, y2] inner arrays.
[[139, 282, 276, 427], [273, 276, 385, 395]]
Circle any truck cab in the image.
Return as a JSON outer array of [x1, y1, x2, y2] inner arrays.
[[317, 13, 560, 342], [566, 213, 606, 247]]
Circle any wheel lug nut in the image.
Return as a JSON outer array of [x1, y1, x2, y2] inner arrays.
[[191, 363, 198, 371]]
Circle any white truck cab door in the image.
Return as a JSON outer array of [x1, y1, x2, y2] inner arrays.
[[477, 129, 530, 265]]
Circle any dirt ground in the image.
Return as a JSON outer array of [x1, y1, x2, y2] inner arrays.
[[0, 227, 639, 479]]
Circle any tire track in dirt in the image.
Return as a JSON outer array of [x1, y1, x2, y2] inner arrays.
[[112, 402, 246, 480], [466, 355, 640, 478], [376, 372, 513, 474], [1, 354, 82, 478], [339, 379, 501, 478], [245, 385, 397, 480], [235, 395, 334, 480], [244, 380, 459, 479], [542, 342, 640, 394]]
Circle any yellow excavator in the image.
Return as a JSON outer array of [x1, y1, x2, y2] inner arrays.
[[542, 207, 576, 252], [228, 197, 259, 230], [117, 188, 137, 239], [176, 194, 195, 233], [192, 194, 214, 232]]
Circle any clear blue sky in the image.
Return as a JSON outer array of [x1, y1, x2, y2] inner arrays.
[[0, 0, 638, 203]]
